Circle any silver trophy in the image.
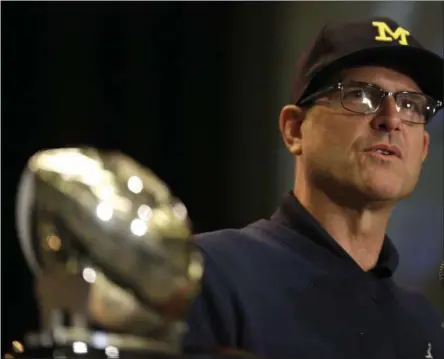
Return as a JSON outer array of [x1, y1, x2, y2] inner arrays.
[[14, 147, 205, 358]]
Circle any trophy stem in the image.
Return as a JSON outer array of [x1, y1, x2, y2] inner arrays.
[[18, 271, 186, 357], [35, 272, 90, 331]]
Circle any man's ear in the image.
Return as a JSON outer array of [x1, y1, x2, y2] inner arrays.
[[279, 105, 305, 155], [421, 130, 430, 163]]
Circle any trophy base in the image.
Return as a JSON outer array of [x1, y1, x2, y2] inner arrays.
[[13, 347, 260, 359], [13, 346, 173, 359], [10, 329, 261, 359]]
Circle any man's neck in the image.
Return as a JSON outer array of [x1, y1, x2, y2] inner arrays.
[[294, 186, 394, 271]]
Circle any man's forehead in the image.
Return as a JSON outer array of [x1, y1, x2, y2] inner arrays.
[[340, 66, 421, 93]]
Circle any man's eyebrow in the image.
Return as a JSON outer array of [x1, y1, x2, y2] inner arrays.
[[342, 79, 421, 93]]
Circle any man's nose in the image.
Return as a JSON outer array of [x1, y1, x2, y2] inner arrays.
[[370, 96, 402, 132]]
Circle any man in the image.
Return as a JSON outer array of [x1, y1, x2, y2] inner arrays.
[[183, 17, 444, 359]]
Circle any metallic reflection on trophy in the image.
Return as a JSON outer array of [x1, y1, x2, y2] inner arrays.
[[15, 147, 204, 357]]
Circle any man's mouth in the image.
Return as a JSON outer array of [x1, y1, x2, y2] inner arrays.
[[365, 144, 402, 159], [375, 149, 394, 155]]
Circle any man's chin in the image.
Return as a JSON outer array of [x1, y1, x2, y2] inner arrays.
[[361, 180, 412, 203]]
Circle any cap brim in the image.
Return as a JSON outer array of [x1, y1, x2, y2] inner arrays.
[[312, 45, 443, 101]]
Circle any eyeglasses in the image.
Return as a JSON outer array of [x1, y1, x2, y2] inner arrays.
[[299, 81, 443, 124]]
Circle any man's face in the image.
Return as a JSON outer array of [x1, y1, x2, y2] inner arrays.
[[286, 66, 430, 204]]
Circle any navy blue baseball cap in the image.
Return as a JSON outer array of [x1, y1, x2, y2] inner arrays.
[[291, 17, 444, 106]]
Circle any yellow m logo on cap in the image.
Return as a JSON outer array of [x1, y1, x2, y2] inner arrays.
[[372, 21, 410, 46]]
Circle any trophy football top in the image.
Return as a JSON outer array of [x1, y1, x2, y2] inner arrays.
[[14, 148, 204, 355]]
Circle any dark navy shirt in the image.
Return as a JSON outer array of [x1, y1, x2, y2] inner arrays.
[[183, 193, 444, 359]]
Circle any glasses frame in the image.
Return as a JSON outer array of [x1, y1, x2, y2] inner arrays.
[[298, 81, 443, 124]]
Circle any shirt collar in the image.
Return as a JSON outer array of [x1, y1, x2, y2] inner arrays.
[[270, 191, 399, 277]]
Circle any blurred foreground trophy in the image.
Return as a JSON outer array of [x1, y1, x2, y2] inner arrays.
[[14, 147, 253, 359]]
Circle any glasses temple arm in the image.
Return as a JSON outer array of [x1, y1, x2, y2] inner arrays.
[[297, 84, 338, 106]]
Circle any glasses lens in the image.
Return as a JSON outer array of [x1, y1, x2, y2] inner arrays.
[[341, 85, 382, 114], [396, 93, 428, 124]]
